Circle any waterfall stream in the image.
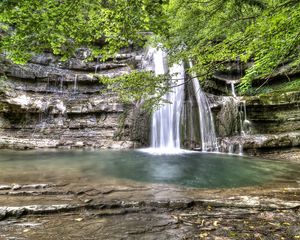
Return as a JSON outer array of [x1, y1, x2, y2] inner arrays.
[[148, 47, 218, 153], [150, 48, 185, 150], [74, 74, 78, 94], [230, 82, 236, 97], [189, 61, 218, 152]]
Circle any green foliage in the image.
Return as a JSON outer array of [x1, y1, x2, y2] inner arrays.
[[163, 0, 300, 92], [249, 78, 300, 95], [1, 0, 299, 98], [98, 70, 173, 111], [0, 0, 167, 63]]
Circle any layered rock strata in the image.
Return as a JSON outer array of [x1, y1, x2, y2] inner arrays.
[[213, 91, 300, 154], [0, 51, 150, 149]]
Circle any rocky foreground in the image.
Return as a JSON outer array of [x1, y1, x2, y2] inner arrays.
[[0, 177, 299, 240]]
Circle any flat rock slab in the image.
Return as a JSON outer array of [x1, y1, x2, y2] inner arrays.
[[0, 181, 299, 239]]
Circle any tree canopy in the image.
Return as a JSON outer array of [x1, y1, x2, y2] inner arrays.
[[164, 0, 300, 92], [0, 0, 166, 63], [1, 0, 299, 93]]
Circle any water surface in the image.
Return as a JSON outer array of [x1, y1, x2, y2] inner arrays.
[[0, 150, 299, 188]]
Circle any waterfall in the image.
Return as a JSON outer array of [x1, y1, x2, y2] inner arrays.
[[95, 65, 100, 74], [146, 47, 218, 153], [240, 100, 251, 136], [150, 48, 185, 150], [218, 97, 251, 154], [59, 76, 64, 94], [74, 74, 78, 94], [189, 61, 218, 152], [230, 82, 236, 97], [95, 56, 101, 74], [238, 101, 252, 154]]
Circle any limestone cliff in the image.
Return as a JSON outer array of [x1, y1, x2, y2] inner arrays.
[[0, 51, 299, 154], [0, 50, 150, 149], [210, 71, 300, 154]]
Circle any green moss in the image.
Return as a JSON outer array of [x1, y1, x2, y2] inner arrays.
[[244, 90, 300, 106], [0, 103, 6, 112], [277, 78, 300, 92], [242, 78, 300, 97]]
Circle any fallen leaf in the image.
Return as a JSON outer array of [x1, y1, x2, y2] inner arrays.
[[199, 232, 208, 238], [213, 221, 219, 227]]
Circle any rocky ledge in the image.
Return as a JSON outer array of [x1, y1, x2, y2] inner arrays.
[[219, 131, 300, 155], [0, 136, 136, 150], [0, 50, 151, 149], [0, 181, 299, 239], [211, 90, 300, 154]]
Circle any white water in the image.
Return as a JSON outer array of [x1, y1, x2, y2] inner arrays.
[[240, 100, 251, 136], [150, 48, 185, 150], [148, 46, 218, 153], [95, 65, 100, 74], [74, 74, 78, 94], [59, 77, 64, 94], [139, 147, 193, 155], [95, 56, 101, 74], [189, 61, 218, 152], [231, 82, 236, 97]]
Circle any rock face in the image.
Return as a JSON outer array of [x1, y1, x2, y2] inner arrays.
[[0, 50, 150, 149], [212, 91, 300, 154], [1, 49, 299, 153], [203, 60, 300, 154], [245, 92, 300, 134], [0, 178, 299, 239]]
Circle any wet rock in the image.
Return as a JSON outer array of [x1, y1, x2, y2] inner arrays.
[[0, 209, 7, 220], [12, 185, 21, 191], [0, 185, 11, 190], [30, 53, 59, 66], [74, 141, 84, 147], [219, 131, 300, 153], [211, 88, 300, 153], [213, 96, 240, 137]]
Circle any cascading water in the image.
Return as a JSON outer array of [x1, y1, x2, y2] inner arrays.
[[150, 48, 185, 150], [219, 82, 252, 154], [240, 100, 251, 136], [146, 46, 218, 153], [189, 61, 218, 152], [95, 56, 101, 74], [59, 76, 64, 94], [230, 82, 236, 97], [73, 74, 78, 94]]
